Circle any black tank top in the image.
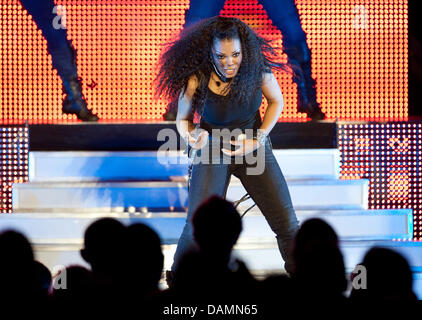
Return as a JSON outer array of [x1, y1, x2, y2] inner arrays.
[[200, 86, 263, 133]]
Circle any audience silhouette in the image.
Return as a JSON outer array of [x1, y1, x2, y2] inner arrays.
[[350, 247, 417, 301], [259, 218, 349, 315], [0, 230, 51, 311], [291, 218, 348, 299], [0, 198, 419, 316], [124, 223, 164, 296], [166, 196, 258, 305], [50, 265, 94, 314], [80, 218, 126, 285]]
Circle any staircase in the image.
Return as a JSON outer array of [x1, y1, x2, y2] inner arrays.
[[4, 148, 422, 298]]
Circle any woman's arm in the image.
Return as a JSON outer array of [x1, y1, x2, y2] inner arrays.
[[221, 72, 283, 156], [260, 72, 284, 135], [176, 75, 198, 138], [176, 75, 209, 149]]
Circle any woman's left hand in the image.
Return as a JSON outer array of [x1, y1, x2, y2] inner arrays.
[[221, 137, 259, 157]]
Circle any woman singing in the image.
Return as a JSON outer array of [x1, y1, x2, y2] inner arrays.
[[156, 16, 299, 277]]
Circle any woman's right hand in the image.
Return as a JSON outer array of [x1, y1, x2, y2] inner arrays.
[[187, 129, 209, 150]]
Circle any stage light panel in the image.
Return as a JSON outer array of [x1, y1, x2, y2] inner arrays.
[[0, 0, 407, 123], [339, 123, 422, 240], [0, 126, 29, 213]]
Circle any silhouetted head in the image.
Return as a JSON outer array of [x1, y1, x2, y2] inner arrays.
[[350, 247, 416, 300], [32, 260, 52, 296], [0, 229, 34, 265], [0, 230, 38, 298], [124, 223, 164, 293], [293, 218, 339, 251], [292, 218, 347, 295], [192, 195, 242, 254], [81, 218, 126, 277], [52, 265, 94, 300]]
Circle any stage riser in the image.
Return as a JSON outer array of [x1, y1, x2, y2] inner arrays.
[[12, 179, 368, 211], [0, 210, 412, 245], [30, 243, 422, 299], [28, 122, 338, 151], [228, 179, 368, 211], [29, 149, 340, 182]]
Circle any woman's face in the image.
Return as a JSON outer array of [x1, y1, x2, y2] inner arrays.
[[211, 37, 242, 79]]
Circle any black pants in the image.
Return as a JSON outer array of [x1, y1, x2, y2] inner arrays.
[[19, 0, 77, 80], [172, 138, 300, 274]]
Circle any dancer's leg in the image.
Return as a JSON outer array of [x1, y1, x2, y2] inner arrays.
[[171, 161, 231, 272], [234, 140, 299, 274]]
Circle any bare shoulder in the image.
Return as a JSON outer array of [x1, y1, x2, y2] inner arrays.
[[262, 71, 275, 85], [185, 74, 199, 95], [178, 74, 199, 108], [261, 71, 283, 103]]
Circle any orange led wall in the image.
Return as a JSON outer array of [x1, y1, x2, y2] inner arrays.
[[0, 0, 407, 123]]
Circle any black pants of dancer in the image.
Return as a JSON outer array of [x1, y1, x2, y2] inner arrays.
[[19, 0, 77, 80], [172, 138, 300, 274]]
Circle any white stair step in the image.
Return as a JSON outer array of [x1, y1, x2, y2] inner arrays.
[[227, 178, 368, 210], [240, 209, 412, 241], [0, 209, 411, 246], [29, 149, 339, 182], [12, 181, 190, 210], [231, 240, 422, 272], [12, 178, 368, 211]]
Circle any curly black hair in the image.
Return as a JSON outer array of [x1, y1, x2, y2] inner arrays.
[[155, 16, 289, 118]]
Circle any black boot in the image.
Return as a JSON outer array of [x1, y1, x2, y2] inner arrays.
[[276, 236, 295, 275], [285, 43, 326, 121], [62, 76, 99, 122], [165, 270, 175, 288]]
